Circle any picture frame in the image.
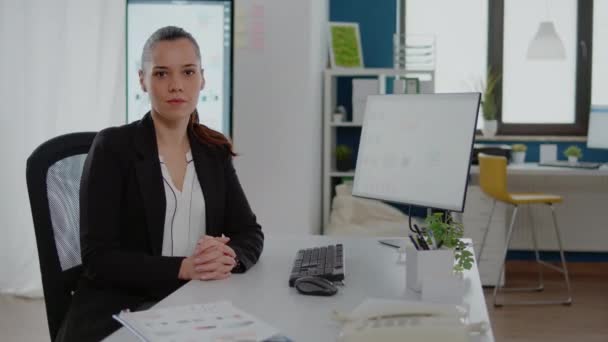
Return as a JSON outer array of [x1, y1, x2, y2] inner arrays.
[[405, 77, 420, 94], [328, 22, 364, 68]]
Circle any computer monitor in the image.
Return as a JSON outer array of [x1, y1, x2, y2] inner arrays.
[[352, 93, 480, 212], [127, 0, 233, 135], [587, 106, 608, 149]]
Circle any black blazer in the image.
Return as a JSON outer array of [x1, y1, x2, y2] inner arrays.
[[57, 113, 263, 341]]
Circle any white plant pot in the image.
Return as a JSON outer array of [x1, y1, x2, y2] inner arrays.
[[512, 151, 526, 164], [482, 120, 497, 137], [332, 113, 344, 123], [568, 156, 578, 163], [406, 246, 454, 293]]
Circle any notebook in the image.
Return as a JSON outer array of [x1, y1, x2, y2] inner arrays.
[[113, 301, 291, 342]]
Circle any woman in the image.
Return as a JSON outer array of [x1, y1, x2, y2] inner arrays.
[[56, 26, 264, 341]]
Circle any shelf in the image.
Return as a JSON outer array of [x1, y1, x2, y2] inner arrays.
[[325, 68, 434, 77], [329, 171, 355, 177], [475, 135, 587, 142], [322, 68, 435, 230], [330, 122, 362, 127]]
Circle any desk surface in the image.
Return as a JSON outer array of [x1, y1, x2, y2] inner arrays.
[[105, 236, 494, 342], [470, 162, 608, 176]]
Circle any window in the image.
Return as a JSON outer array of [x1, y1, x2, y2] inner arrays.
[[127, 0, 233, 135], [406, 0, 488, 129], [592, 0, 608, 106], [489, 0, 592, 135], [502, 0, 577, 124]]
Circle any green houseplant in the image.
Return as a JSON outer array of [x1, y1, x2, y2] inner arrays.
[[511, 144, 527, 164], [512, 144, 527, 152], [563, 145, 582, 163], [335, 145, 353, 171], [423, 212, 474, 272], [481, 67, 501, 137]]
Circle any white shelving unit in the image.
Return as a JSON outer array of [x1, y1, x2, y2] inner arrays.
[[322, 68, 435, 230]]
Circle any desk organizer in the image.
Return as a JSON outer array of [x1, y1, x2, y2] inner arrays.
[[405, 246, 454, 293]]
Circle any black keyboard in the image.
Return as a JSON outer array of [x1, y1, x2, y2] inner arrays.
[[288, 244, 345, 287], [539, 161, 601, 169]]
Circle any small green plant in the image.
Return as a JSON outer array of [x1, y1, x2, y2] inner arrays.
[[481, 66, 501, 121], [511, 144, 527, 152], [563, 145, 582, 158], [424, 212, 474, 272], [335, 145, 352, 161]]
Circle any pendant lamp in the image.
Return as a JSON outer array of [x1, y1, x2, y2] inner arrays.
[[527, 21, 566, 60]]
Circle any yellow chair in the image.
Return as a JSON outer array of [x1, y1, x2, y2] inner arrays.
[[477, 153, 572, 306]]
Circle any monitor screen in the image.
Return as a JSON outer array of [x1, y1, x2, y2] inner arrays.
[[352, 93, 480, 212], [587, 106, 608, 149], [127, 0, 232, 135]]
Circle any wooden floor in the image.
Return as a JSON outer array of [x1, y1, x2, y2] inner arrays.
[[485, 261, 608, 342]]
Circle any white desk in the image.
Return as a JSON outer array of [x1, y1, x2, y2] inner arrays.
[[469, 162, 608, 176], [105, 236, 494, 341]]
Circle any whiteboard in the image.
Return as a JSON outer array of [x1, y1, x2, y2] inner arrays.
[[352, 93, 480, 212], [127, 1, 232, 134]]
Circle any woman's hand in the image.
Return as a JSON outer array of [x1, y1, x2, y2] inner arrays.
[[178, 235, 237, 281], [194, 234, 230, 255]]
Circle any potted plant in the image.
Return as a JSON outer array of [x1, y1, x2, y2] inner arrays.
[[511, 144, 527, 164], [333, 105, 346, 123], [335, 145, 353, 171], [480, 67, 501, 137], [423, 212, 474, 272], [564, 145, 582, 163]]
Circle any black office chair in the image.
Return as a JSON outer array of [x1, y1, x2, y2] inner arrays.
[[26, 132, 97, 341]]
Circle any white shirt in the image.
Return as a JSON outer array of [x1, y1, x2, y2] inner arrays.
[[159, 151, 206, 257]]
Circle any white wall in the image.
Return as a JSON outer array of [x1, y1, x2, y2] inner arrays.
[[233, 0, 327, 235]]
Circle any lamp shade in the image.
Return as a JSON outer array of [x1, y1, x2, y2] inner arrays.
[[527, 21, 566, 60]]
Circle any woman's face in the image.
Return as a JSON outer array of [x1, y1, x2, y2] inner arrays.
[[139, 38, 204, 122]]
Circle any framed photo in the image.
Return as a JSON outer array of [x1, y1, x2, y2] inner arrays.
[[405, 77, 420, 94], [328, 22, 364, 68]]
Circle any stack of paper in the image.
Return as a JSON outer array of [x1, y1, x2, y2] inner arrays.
[[113, 301, 290, 342]]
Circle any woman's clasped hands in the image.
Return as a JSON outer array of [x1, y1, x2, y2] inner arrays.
[[179, 235, 237, 281]]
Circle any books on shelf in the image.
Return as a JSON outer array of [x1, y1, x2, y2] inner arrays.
[[113, 301, 291, 342]]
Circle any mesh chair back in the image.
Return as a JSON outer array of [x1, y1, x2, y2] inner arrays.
[[47, 154, 87, 270], [26, 132, 97, 340]]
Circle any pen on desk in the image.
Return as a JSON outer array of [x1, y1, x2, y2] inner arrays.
[[413, 224, 422, 236], [408, 234, 420, 250], [411, 224, 425, 249], [417, 235, 430, 250]]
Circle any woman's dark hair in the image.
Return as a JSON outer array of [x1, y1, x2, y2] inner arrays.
[[142, 26, 235, 156]]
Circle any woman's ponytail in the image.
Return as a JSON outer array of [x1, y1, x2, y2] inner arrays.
[[189, 111, 236, 156]]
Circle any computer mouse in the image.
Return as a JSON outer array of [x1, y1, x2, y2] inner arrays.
[[294, 276, 338, 296]]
